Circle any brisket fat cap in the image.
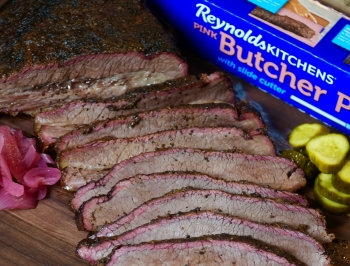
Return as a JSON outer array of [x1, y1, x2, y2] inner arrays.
[[76, 188, 331, 244], [100, 235, 306, 266], [77, 211, 329, 266], [0, 0, 187, 114], [70, 148, 306, 211]]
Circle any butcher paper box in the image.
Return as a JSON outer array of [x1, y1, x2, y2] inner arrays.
[[149, 0, 350, 135]]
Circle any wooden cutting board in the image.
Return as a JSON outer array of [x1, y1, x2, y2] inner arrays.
[[0, 50, 350, 266]]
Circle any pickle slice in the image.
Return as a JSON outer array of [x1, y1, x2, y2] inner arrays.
[[317, 173, 350, 205], [306, 133, 349, 174], [281, 150, 319, 179], [295, 147, 308, 157], [333, 160, 350, 194], [303, 160, 319, 180], [281, 150, 308, 169], [289, 123, 329, 149], [314, 178, 350, 215]]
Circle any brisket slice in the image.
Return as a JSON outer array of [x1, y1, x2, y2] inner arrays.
[[251, 7, 315, 39], [34, 72, 235, 149], [63, 168, 110, 192], [58, 127, 275, 171], [56, 102, 264, 153], [0, 0, 187, 114], [70, 148, 306, 210], [96, 172, 308, 235], [83, 189, 332, 244], [101, 235, 305, 266], [77, 211, 329, 266], [76, 171, 307, 231]]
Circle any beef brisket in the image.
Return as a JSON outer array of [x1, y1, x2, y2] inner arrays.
[[0, 0, 187, 114], [62, 168, 110, 192], [58, 127, 275, 170], [76, 171, 307, 232], [56, 103, 264, 153], [34, 72, 235, 149], [95, 173, 308, 235], [70, 148, 306, 210], [85, 189, 331, 243], [77, 211, 329, 265], [251, 7, 315, 39], [101, 235, 305, 266]]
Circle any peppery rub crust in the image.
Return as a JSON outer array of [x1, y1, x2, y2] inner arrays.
[[0, 0, 182, 81]]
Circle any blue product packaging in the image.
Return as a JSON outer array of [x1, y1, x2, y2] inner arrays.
[[149, 0, 350, 134]]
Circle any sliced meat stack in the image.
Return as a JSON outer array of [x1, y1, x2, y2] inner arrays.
[[55, 102, 264, 153], [0, 0, 187, 114], [75, 173, 307, 231], [52, 72, 328, 264], [70, 148, 306, 211], [35, 72, 235, 149], [65, 103, 333, 265], [58, 126, 275, 172], [59, 101, 270, 191], [76, 188, 330, 242], [78, 172, 308, 223]]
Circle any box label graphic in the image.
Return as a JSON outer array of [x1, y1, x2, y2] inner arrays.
[[149, 0, 350, 134], [333, 24, 350, 51], [248, 0, 288, 13]]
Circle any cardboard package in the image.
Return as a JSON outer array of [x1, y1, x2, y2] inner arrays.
[[149, 0, 350, 134]]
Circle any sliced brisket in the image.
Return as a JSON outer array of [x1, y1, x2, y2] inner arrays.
[[70, 148, 306, 210], [0, 0, 187, 114], [34, 72, 235, 149], [76, 171, 307, 232], [101, 235, 305, 266], [77, 211, 329, 265], [58, 127, 275, 170], [62, 168, 109, 192], [56, 102, 264, 153], [84, 189, 332, 243]]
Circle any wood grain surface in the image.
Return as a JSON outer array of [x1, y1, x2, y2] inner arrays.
[[0, 0, 6, 6]]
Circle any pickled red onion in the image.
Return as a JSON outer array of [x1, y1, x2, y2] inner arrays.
[[0, 125, 60, 210], [0, 187, 38, 210], [23, 168, 61, 188]]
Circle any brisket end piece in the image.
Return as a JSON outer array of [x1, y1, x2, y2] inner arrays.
[[34, 72, 235, 149], [0, 0, 187, 114], [101, 235, 306, 266], [77, 211, 330, 265], [251, 7, 315, 39], [70, 148, 306, 211]]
